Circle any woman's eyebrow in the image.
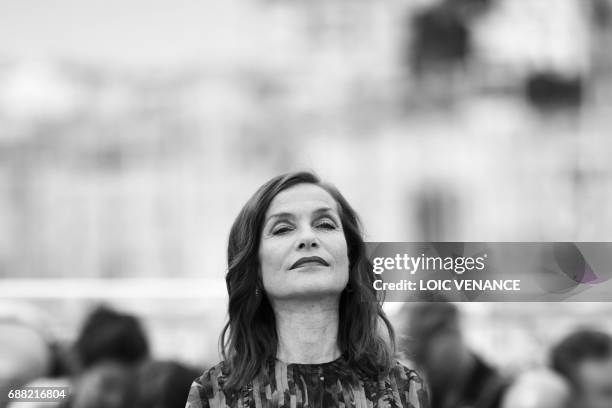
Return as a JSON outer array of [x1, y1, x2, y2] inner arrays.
[[312, 207, 338, 218], [265, 212, 295, 223], [266, 207, 336, 223]]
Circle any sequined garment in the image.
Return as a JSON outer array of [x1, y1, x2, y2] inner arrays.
[[185, 357, 429, 408]]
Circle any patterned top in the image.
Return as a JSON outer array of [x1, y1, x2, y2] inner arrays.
[[185, 356, 429, 408]]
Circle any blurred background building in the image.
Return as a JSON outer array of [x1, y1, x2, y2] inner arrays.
[[1, 0, 612, 374]]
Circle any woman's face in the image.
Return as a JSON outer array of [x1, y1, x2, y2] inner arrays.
[[258, 183, 349, 301]]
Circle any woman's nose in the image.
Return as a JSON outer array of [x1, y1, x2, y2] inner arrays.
[[297, 238, 319, 249], [296, 228, 319, 250]]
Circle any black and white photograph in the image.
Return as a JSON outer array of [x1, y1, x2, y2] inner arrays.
[[1, 1, 612, 407]]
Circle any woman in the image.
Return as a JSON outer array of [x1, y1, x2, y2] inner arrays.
[[186, 171, 429, 408]]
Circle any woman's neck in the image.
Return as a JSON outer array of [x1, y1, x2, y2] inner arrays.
[[272, 296, 342, 364]]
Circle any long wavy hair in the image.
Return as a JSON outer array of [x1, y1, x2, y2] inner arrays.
[[220, 171, 395, 392]]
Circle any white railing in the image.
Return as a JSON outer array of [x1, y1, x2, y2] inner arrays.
[[0, 278, 227, 299]]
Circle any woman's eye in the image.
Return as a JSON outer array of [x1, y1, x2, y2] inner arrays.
[[272, 225, 292, 235], [316, 220, 337, 230]]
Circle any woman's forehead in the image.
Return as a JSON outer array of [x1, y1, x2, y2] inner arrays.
[[266, 184, 339, 216]]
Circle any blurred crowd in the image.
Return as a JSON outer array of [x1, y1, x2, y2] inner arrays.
[[3, 302, 612, 408], [0, 306, 201, 408], [402, 302, 612, 408]]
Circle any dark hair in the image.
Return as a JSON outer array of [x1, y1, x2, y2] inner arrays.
[[550, 328, 612, 388], [220, 171, 395, 392], [75, 305, 149, 369]]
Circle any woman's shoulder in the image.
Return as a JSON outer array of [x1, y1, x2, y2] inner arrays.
[[388, 360, 426, 384], [385, 360, 430, 407], [186, 362, 227, 408], [195, 361, 227, 383]]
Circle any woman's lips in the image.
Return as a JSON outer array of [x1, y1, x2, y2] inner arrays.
[[290, 256, 329, 270]]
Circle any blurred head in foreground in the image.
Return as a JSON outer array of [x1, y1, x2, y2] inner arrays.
[[69, 306, 149, 408], [405, 301, 507, 408], [74, 305, 149, 370], [0, 320, 51, 408], [551, 329, 612, 408], [501, 369, 570, 408]]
